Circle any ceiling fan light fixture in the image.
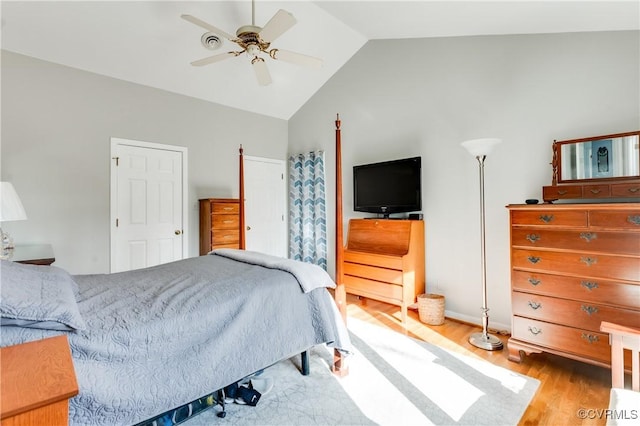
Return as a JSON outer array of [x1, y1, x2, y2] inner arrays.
[[246, 44, 261, 57]]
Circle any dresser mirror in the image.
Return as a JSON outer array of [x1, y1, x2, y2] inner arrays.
[[544, 130, 640, 202], [553, 131, 640, 184]]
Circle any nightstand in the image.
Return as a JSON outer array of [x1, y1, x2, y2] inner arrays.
[[11, 244, 55, 265], [0, 335, 79, 426]]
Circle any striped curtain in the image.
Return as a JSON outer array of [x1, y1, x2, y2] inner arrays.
[[288, 151, 327, 270]]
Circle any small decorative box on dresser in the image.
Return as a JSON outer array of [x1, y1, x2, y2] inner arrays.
[[343, 219, 425, 323], [0, 335, 78, 426], [199, 198, 240, 255], [506, 203, 640, 368]]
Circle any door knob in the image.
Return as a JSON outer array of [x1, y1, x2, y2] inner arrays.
[[246, 226, 251, 231], [175, 230, 182, 235]]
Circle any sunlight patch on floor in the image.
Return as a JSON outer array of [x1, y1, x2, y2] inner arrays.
[[348, 317, 483, 421], [325, 344, 436, 426]]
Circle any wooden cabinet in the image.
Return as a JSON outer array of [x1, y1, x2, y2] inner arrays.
[[343, 219, 425, 323], [507, 203, 640, 368], [1, 335, 78, 426], [200, 198, 240, 255], [199, 198, 240, 255]]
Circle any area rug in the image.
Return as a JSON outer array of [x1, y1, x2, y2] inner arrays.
[[183, 318, 540, 425]]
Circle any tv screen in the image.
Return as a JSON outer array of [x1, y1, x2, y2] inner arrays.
[[353, 156, 421, 217]]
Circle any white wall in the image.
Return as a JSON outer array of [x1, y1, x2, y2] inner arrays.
[[1, 51, 288, 274], [289, 31, 640, 331]]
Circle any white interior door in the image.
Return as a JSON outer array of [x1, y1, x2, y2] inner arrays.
[[244, 156, 287, 257], [110, 138, 188, 272]]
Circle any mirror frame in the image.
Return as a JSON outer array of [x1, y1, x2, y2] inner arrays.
[[551, 130, 640, 185]]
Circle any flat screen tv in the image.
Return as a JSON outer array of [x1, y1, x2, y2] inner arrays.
[[353, 156, 421, 217]]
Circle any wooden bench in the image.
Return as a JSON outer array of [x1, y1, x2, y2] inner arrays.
[[600, 321, 640, 425]]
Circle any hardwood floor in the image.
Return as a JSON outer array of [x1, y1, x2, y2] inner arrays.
[[346, 295, 612, 426]]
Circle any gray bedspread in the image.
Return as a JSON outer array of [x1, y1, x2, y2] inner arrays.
[[0, 254, 351, 426]]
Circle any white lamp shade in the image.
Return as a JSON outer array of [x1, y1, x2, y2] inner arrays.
[[0, 182, 27, 222], [461, 138, 503, 157]]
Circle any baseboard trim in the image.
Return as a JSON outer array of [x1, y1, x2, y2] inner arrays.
[[444, 310, 511, 335]]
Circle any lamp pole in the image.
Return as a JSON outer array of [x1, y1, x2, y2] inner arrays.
[[468, 154, 503, 351]]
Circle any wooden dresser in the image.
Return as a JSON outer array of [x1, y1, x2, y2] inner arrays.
[[507, 203, 640, 368], [343, 219, 425, 323], [1, 335, 78, 426], [199, 198, 240, 255]]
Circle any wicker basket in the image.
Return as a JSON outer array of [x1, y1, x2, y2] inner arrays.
[[417, 293, 445, 325]]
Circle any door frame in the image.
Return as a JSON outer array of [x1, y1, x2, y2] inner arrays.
[[244, 155, 288, 256], [110, 137, 189, 272]]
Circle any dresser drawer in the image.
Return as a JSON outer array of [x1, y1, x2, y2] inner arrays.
[[212, 214, 239, 230], [512, 270, 640, 309], [512, 292, 640, 332], [512, 317, 610, 363], [582, 184, 611, 198], [212, 202, 239, 214], [212, 229, 239, 246], [344, 250, 403, 270], [344, 275, 403, 302], [510, 210, 588, 227], [611, 183, 640, 198], [512, 248, 640, 282], [511, 228, 639, 255], [211, 243, 239, 250], [343, 262, 403, 284], [542, 185, 583, 201], [589, 209, 640, 230]]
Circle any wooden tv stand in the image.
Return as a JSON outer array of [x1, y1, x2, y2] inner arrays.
[[343, 219, 425, 323]]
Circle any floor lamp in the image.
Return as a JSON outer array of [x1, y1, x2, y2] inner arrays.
[[461, 138, 504, 351]]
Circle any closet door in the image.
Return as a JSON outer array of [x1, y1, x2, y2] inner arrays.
[[244, 156, 287, 257]]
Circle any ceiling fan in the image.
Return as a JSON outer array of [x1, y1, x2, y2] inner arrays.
[[181, 0, 323, 86]]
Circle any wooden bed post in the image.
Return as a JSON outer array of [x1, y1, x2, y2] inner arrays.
[[333, 114, 349, 377], [239, 145, 246, 250], [334, 114, 346, 322]]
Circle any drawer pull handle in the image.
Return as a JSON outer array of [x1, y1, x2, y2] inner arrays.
[[528, 326, 542, 336], [581, 281, 599, 291], [628, 215, 640, 226], [527, 301, 542, 310], [579, 232, 597, 242], [580, 256, 597, 266], [223, 220, 234, 224], [589, 188, 602, 194], [525, 234, 540, 243], [628, 188, 640, 194], [581, 333, 599, 344], [539, 214, 554, 223], [557, 190, 568, 195], [527, 256, 541, 264], [528, 277, 541, 286], [581, 305, 599, 316]]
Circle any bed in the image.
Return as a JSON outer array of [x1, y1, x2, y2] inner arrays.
[[0, 116, 350, 425]]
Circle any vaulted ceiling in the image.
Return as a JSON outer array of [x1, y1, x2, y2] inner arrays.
[[2, 1, 638, 120]]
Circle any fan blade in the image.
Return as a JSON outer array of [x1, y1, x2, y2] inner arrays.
[[252, 58, 272, 86], [259, 9, 296, 43], [181, 14, 236, 41], [191, 52, 237, 67], [270, 49, 322, 69]]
